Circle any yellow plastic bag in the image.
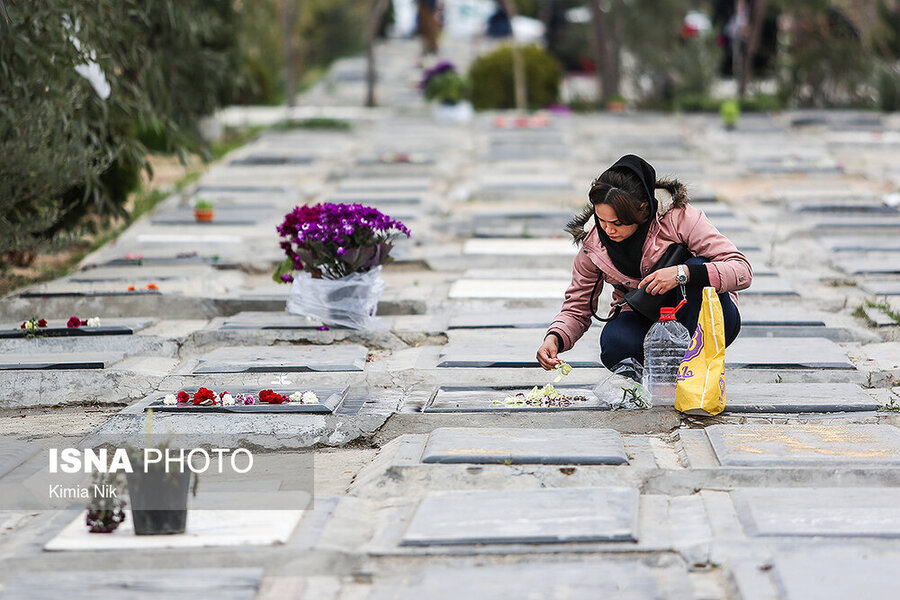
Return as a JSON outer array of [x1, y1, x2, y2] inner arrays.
[[675, 286, 726, 415]]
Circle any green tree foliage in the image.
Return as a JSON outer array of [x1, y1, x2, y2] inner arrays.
[[469, 44, 562, 110], [776, 2, 874, 108], [0, 1, 238, 263]]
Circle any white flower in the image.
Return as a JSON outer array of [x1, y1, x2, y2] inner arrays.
[[86, 317, 101, 327], [221, 393, 235, 406], [24, 321, 35, 330], [162, 394, 177, 405], [301, 391, 319, 404], [289, 391, 305, 404]]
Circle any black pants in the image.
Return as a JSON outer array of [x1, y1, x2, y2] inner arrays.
[[599, 257, 742, 370]]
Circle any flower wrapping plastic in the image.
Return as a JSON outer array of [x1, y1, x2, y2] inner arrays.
[[286, 265, 386, 330]]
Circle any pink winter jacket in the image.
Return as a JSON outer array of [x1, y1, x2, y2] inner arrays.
[[546, 183, 753, 352]]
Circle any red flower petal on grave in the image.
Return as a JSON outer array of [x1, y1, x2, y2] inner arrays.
[[128, 286, 136, 291], [37, 319, 47, 327], [176, 391, 191, 403], [67, 316, 82, 328], [147, 283, 158, 291], [193, 387, 216, 405], [20, 322, 26, 329]]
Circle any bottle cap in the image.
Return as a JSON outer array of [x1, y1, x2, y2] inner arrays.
[[659, 307, 677, 321]]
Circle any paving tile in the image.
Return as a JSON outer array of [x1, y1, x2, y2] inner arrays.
[[420, 427, 627, 464], [733, 487, 900, 537], [192, 345, 367, 373], [861, 281, 900, 296], [740, 277, 799, 296], [706, 424, 900, 466], [0, 568, 263, 600], [726, 337, 855, 369], [401, 487, 638, 545], [738, 305, 827, 327], [724, 382, 877, 413]]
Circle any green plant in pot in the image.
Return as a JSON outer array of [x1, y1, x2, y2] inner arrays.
[[720, 100, 740, 130], [420, 61, 468, 105], [193, 199, 214, 222]]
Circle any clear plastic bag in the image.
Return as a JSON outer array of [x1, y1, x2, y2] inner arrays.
[[593, 358, 653, 410], [286, 266, 385, 330]]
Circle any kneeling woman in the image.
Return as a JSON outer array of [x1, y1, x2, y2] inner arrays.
[[536, 154, 752, 372]]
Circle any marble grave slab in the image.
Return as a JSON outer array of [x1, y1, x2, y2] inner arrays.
[[0, 352, 120, 370], [706, 424, 900, 466], [733, 487, 900, 537], [724, 383, 877, 413], [401, 487, 639, 545], [420, 427, 626, 463], [192, 345, 367, 373], [425, 386, 607, 412], [725, 337, 854, 369]]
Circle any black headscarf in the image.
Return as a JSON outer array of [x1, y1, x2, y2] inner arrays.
[[593, 154, 658, 279]]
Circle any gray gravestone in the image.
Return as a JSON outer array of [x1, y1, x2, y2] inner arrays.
[[338, 178, 431, 192], [861, 281, 900, 296], [724, 383, 877, 413], [0, 569, 262, 600], [437, 336, 599, 368], [823, 237, 900, 252], [740, 277, 799, 296], [738, 305, 826, 327], [447, 278, 569, 300], [0, 352, 119, 370], [228, 154, 314, 166], [193, 345, 366, 373], [448, 309, 557, 329], [368, 562, 666, 600], [401, 487, 639, 545], [215, 312, 324, 330], [146, 385, 347, 414], [726, 337, 854, 369], [834, 255, 900, 275], [425, 386, 607, 412], [706, 424, 900, 466], [151, 207, 269, 226], [421, 427, 627, 464], [772, 549, 900, 600], [733, 487, 900, 537]]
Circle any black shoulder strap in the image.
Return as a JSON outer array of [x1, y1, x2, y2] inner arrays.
[[589, 274, 624, 322]]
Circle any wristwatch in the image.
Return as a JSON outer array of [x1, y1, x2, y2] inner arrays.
[[675, 264, 688, 285]]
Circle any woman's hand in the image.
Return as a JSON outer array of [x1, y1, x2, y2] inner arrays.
[[536, 336, 561, 370], [639, 265, 683, 295]]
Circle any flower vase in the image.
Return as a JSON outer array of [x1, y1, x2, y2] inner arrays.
[[125, 467, 191, 535], [286, 266, 386, 330], [433, 101, 473, 123]]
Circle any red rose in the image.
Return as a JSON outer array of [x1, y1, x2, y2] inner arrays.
[[67, 316, 82, 328], [20, 322, 26, 329], [37, 319, 48, 328], [176, 391, 190, 403], [259, 389, 287, 404], [192, 387, 216, 405]]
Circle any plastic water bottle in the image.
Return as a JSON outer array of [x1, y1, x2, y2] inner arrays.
[[642, 306, 691, 404]]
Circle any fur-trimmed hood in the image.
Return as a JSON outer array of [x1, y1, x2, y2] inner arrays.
[[566, 178, 689, 244]]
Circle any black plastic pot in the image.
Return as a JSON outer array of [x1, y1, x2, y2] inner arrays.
[[125, 467, 191, 535]]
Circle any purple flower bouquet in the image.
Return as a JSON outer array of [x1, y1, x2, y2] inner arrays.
[[275, 203, 411, 330], [275, 203, 410, 282]]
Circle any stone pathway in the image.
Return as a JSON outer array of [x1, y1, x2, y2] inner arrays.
[[2, 37, 900, 599]]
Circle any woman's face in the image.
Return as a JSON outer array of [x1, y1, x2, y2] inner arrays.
[[595, 203, 640, 242]]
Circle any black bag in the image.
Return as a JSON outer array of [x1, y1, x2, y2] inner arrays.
[[590, 243, 692, 322]]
